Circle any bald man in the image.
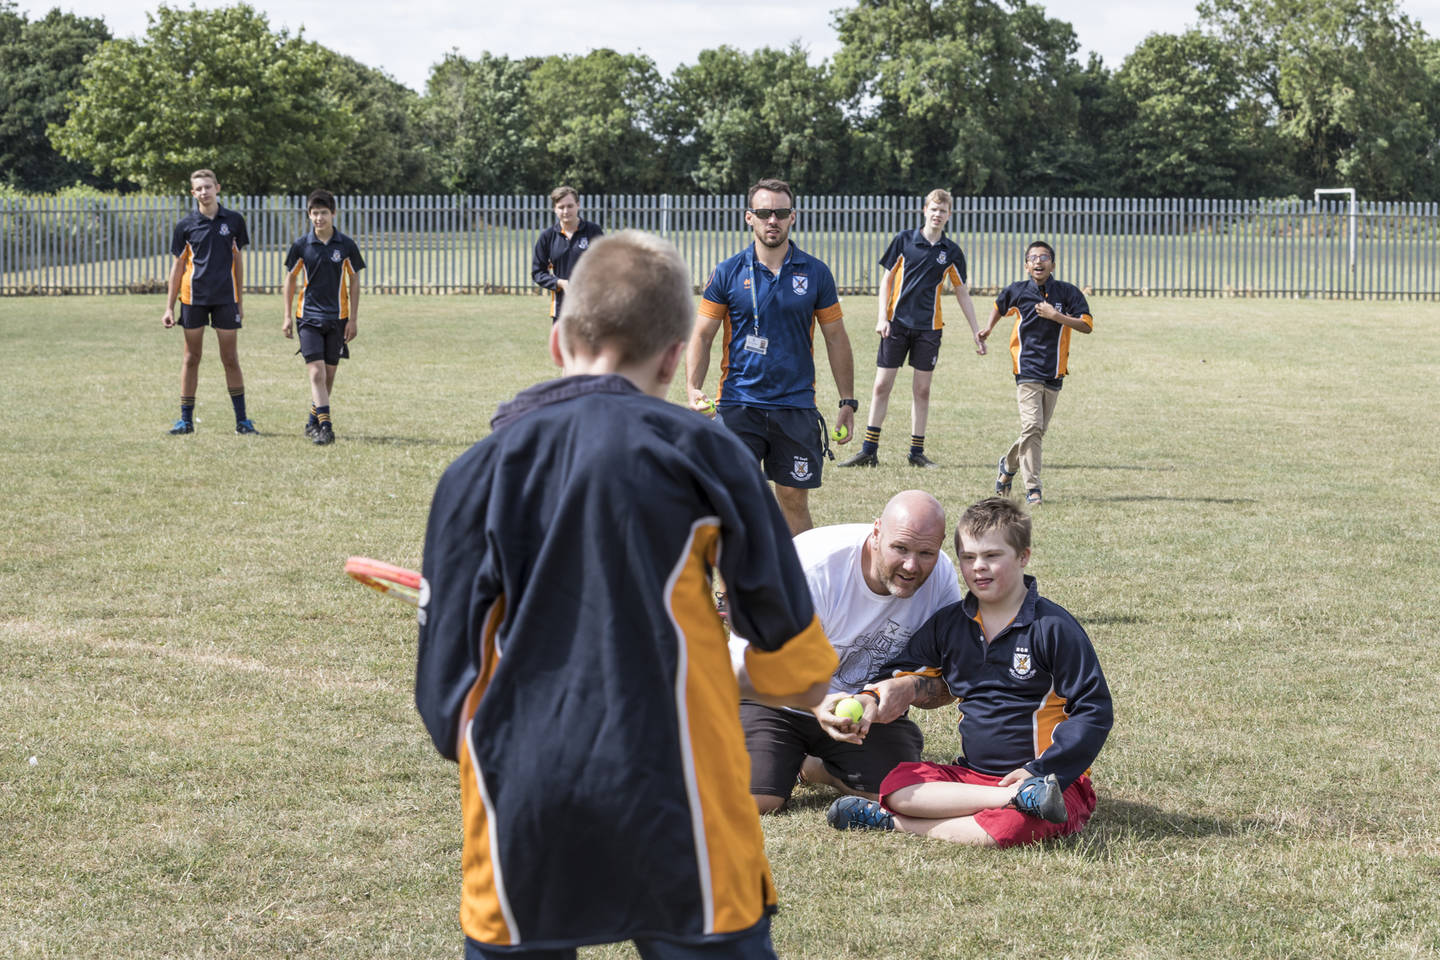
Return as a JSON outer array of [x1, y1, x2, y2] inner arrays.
[[729, 490, 963, 814]]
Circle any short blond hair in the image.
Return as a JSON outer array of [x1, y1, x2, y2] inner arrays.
[[189, 169, 218, 186], [560, 231, 694, 366], [925, 188, 952, 207]]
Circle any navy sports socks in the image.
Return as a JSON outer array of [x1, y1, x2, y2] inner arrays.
[[229, 387, 247, 423], [910, 434, 925, 456], [861, 426, 881, 456]]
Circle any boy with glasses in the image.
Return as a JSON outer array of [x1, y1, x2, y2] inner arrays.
[[978, 241, 1093, 506]]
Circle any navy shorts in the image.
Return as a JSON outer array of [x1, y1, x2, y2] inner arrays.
[[180, 303, 240, 330], [740, 702, 924, 799], [877, 324, 942, 371], [717, 405, 826, 489], [298, 320, 347, 365]]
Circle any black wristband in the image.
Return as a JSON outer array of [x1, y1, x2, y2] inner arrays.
[[839, 398, 859, 411]]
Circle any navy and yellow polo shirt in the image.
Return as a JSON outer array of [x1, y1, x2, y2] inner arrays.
[[169, 204, 249, 306], [531, 218, 604, 319], [994, 278, 1093, 384], [879, 229, 968, 331], [698, 244, 843, 410], [284, 229, 366, 325]]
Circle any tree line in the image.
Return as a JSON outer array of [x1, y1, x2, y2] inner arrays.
[[3, 0, 1439, 200]]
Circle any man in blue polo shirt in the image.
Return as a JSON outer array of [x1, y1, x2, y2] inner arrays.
[[685, 177, 857, 535], [160, 169, 253, 435], [531, 185, 603, 322], [840, 188, 985, 469], [978, 240, 1093, 506], [282, 189, 366, 446]]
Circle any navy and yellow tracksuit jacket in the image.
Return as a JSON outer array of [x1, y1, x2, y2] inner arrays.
[[416, 374, 837, 952], [877, 575, 1111, 788]]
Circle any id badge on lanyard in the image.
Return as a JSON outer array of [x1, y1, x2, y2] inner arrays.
[[744, 257, 770, 355]]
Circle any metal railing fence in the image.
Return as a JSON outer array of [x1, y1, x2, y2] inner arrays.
[[3, 194, 1437, 298]]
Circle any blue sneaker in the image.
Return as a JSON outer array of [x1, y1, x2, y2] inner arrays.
[[168, 419, 193, 435], [235, 419, 257, 435], [996, 456, 1015, 496], [1012, 773, 1067, 823], [826, 796, 894, 831]]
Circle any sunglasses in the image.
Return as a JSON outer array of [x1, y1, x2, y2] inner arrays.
[[749, 208, 793, 220]]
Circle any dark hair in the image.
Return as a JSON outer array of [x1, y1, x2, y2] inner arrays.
[[955, 497, 1032, 556], [550, 185, 578, 205], [746, 177, 793, 208], [1026, 240, 1055, 260], [306, 189, 336, 213]]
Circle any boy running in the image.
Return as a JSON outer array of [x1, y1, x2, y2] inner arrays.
[[980, 240, 1093, 505], [281, 190, 365, 445]]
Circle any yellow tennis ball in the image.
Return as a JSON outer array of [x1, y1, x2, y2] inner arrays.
[[834, 697, 864, 722], [699, 399, 715, 414], [831, 424, 849, 442]]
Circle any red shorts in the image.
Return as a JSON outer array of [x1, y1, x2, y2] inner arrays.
[[879, 762, 1097, 848]]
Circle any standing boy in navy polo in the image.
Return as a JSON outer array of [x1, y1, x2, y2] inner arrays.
[[840, 188, 985, 470], [160, 169, 253, 434], [531, 184, 603, 322], [685, 177, 857, 536], [281, 190, 365, 445], [979, 240, 1093, 505]]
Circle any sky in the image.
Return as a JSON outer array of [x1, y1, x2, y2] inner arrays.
[[23, 0, 1440, 94]]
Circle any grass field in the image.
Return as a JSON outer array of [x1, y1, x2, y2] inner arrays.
[[2, 293, 1438, 959]]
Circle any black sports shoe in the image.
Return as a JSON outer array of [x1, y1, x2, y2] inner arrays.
[[313, 421, 334, 445], [168, 419, 194, 435], [235, 419, 257, 434], [1012, 773, 1067, 823], [304, 420, 318, 440], [827, 796, 895, 831], [907, 452, 940, 468], [838, 450, 879, 468]]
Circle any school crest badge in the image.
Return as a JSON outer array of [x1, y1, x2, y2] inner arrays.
[[789, 457, 812, 482], [1010, 648, 1035, 680], [937, 251, 948, 264], [791, 275, 808, 296], [577, 237, 589, 250], [331, 249, 343, 262], [218, 223, 230, 236]]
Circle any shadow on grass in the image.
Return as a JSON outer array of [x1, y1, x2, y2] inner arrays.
[[339, 433, 467, 448], [1073, 797, 1271, 851], [1078, 494, 1257, 504]]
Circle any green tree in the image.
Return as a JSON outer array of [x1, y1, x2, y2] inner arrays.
[[51, 3, 356, 194], [0, 2, 111, 191], [1109, 31, 1268, 197], [318, 50, 434, 194], [1199, 0, 1440, 199], [420, 51, 538, 194], [661, 44, 851, 195], [831, 0, 1092, 195], [525, 49, 665, 193]]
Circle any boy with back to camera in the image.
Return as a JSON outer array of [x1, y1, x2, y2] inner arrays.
[[416, 230, 838, 959]]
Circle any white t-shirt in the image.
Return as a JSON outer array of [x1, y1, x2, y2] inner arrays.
[[730, 523, 963, 697]]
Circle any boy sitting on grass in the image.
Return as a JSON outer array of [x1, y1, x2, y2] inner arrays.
[[828, 496, 1112, 847]]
